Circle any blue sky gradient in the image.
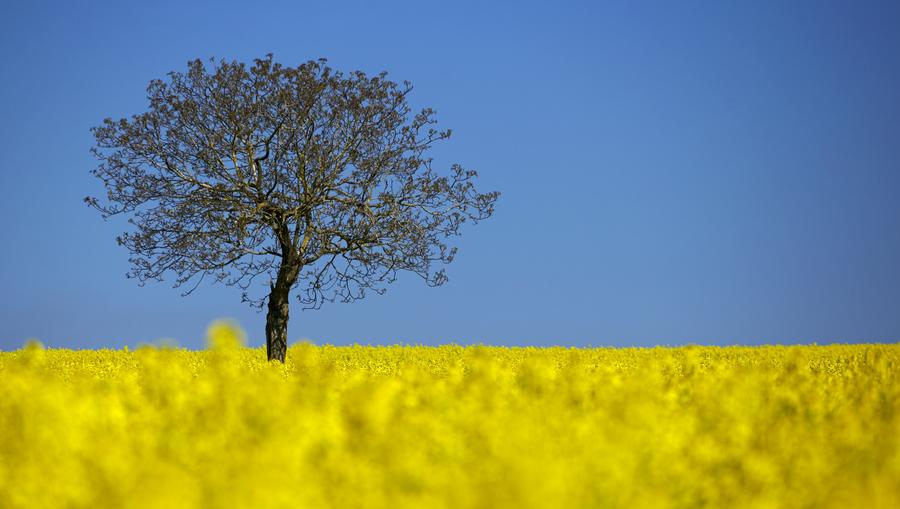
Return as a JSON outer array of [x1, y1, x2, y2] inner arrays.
[[2, 1, 899, 349]]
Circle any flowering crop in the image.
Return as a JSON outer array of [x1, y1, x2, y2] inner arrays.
[[1, 322, 898, 508]]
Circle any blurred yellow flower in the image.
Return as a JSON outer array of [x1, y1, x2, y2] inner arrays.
[[0, 323, 897, 509]]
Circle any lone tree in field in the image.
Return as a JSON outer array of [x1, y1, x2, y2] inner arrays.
[[87, 55, 499, 362]]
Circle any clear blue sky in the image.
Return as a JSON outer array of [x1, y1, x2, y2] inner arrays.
[[2, 0, 899, 349]]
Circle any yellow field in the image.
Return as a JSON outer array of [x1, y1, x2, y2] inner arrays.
[[1, 322, 898, 509]]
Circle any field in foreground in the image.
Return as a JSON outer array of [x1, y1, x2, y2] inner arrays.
[[1, 324, 898, 509]]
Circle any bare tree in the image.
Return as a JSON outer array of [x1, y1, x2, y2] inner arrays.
[[87, 55, 499, 362]]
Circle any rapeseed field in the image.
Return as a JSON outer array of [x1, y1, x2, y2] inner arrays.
[[1, 322, 897, 509]]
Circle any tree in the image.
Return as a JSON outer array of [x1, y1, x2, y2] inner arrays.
[[86, 55, 499, 362]]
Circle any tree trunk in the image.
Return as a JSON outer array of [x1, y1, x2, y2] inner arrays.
[[265, 262, 299, 362]]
